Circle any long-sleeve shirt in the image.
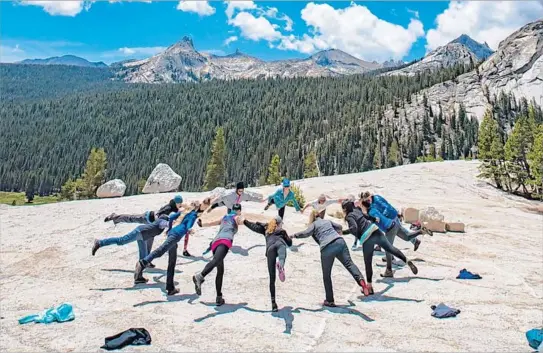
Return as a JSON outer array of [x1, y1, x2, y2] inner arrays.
[[267, 188, 301, 211], [167, 210, 198, 239], [307, 198, 338, 210], [243, 220, 292, 256], [213, 190, 263, 210], [292, 218, 342, 250], [343, 207, 379, 244], [372, 195, 399, 220]]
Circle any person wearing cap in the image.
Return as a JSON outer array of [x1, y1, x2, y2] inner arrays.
[[207, 182, 263, 214], [290, 209, 369, 307], [134, 199, 210, 295], [103, 195, 197, 258], [243, 215, 292, 312], [264, 178, 302, 218], [193, 203, 245, 306]]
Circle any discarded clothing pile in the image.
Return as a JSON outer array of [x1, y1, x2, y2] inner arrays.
[[526, 328, 543, 351], [431, 303, 461, 319], [18, 303, 75, 325], [456, 269, 482, 280], [101, 328, 151, 350]]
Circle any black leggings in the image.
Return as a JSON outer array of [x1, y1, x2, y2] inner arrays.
[[267, 243, 287, 301], [268, 199, 286, 218], [362, 230, 407, 283], [201, 244, 229, 296]]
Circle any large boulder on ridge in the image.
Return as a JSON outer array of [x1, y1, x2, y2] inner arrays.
[[142, 163, 182, 194]]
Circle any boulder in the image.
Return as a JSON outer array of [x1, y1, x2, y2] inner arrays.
[[402, 207, 420, 224], [142, 164, 182, 194], [96, 179, 126, 198], [419, 207, 445, 223], [446, 222, 466, 233], [423, 220, 447, 233]]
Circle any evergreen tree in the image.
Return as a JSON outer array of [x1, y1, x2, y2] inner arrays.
[[478, 110, 504, 189], [303, 150, 319, 178], [527, 124, 543, 198], [386, 139, 400, 168], [373, 146, 382, 169], [267, 154, 282, 185], [81, 147, 107, 198], [505, 115, 535, 194], [203, 127, 226, 191], [137, 178, 147, 194]]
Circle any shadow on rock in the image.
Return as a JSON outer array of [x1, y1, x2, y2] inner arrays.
[[177, 256, 210, 265], [133, 293, 199, 307], [296, 300, 374, 322], [231, 244, 265, 256], [289, 243, 306, 253]]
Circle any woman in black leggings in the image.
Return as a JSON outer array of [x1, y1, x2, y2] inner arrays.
[[243, 215, 292, 312], [193, 204, 244, 306], [342, 201, 418, 294]]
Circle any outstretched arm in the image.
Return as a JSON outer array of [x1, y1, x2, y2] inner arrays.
[[200, 218, 222, 227], [342, 215, 358, 236], [242, 191, 264, 203], [243, 219, 267, 235], [291, 223, 315, 239]]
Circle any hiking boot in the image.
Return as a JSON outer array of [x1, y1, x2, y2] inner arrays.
[[276, 262, 286, 282], [381, 269, 394, 278], [323, 300, 336, 307], [422, 227, 433, 236], [92, 240, 100, 256], [360, 279, 371, 296], [134, 260, 146, 281], [134, 276, 148, 284], [271, 300, 278, 312], [147, 262, 156, 269], [414, 238, 422, 251], [183, 250, 192, 257], [104, 213, 117, 223], [193, 273, 204, 295], [264, 204, 270, 211], [407, 260, 418, 275], [216, 295, 225, 306], [167, 288, 180, 296]]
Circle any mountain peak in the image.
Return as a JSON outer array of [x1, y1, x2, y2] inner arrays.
[[18, 55, 107, 68], [451, 34, 493, 60]]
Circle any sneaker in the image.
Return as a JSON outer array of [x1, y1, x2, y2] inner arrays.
[[193, 273, 204, 295], [414, 238, 421, 251], [351, 239, 358, 250], [276, 262, 286, 282], [380, 269, 394, 278], [183, 250, 192, 257], [91, 240, 100, 256], [407, 260, 419, 275], [167, 288, 180, 296], [360, 279, 371, 296], [271, 301, 278, 312], [216, 295, 225, 306], [323, 300, 336, 307], [134, 260, 145, 282], [134, 276, 148, 284], [147, 262, 156, 269], [381, 256, 388, 262], [104, 213, 117, 223], [264, 204, 270, 211]]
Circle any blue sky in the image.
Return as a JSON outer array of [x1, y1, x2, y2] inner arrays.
[[1, 1, 542, 64]]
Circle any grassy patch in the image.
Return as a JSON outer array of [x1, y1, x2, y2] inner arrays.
[[0, 192, 60, 206]]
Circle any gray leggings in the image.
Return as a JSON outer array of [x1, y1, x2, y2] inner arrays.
[[320, 238, 364, 303], [385, 221, 420, 270], [267, 242, 287, 300]]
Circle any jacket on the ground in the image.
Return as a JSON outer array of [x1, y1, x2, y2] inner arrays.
[[137, 217, 169, 240], [343, 207, 379, 244], [243, 220, 292, 256], [267, 188, 301, 211], [167, 210, 198, 238], [292, 218, 342, 250], [371, 195, 398, 220], [213, 190, 263, 210]]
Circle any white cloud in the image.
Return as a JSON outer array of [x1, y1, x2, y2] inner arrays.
[[224, 36, 238, 46], [21, 1, 88, 17], [406, 8, 419, 19], [177, 1, 215, 17], [278, 2, 424, 61], [426, 1, 543, 51], [117, 46, 166, 56], [230, 12, 282, 42], [225, 1, 257, 20], [0, 44, 26, 63]]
